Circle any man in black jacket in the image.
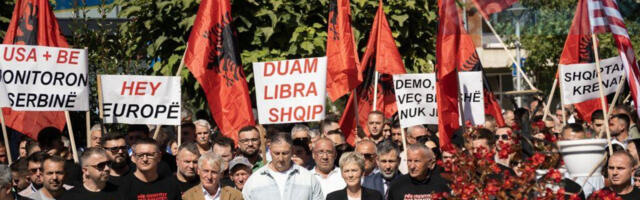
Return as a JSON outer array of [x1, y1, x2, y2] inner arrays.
[[387, 143, 449, 200]]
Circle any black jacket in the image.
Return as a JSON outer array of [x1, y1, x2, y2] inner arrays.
[[326, 187, 383, 200]]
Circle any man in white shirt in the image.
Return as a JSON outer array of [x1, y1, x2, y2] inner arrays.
[[311, 138, 345, 199]]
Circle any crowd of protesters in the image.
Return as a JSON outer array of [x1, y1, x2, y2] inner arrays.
[[0, 99, 640, 200]]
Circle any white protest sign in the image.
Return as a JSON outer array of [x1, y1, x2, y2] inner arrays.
[[393, 71, 485, 128], [0, 44, 89, 111], [253, 57, 327, 124], [100, 75, 181, 125], [560, 56, 625, 105]]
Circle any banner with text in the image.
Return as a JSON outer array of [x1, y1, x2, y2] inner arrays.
[[393, 72, 485, 128], [0, 44, 89, 111], [253, 57, 327, 124], [100, 75, 181, 125], [560, 56, 625, 105]]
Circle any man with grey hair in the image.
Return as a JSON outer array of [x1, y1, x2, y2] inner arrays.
[[59, 148, 122, 199], [387, 144, 449, 200], [182, 152, 242, 200], [399, 125, 429, 174], [355, 140, 378, 177], [363, 140, 401, 197], [88, 125, 103, 148], [291, 124, 312, 150], [170, 142, 201, 195], [0, 165, 14, 200], [311, 138, 344, 199], [243, 133, 323, 200], [193, 120, 213, 154]]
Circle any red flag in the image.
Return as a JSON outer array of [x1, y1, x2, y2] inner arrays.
[[184, 0, 255, 144], [437, 0, 477, 147], [339, 0, 405, 145], [470, 0, 518, 19], [2, 0, 68, 139], [558, 0, 604, 122], [326, 0, 361, 102]]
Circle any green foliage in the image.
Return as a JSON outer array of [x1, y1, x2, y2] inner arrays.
[[112, 0, 438, 113], [0, 0, 15, 39]]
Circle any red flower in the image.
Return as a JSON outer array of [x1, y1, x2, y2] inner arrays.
[[490, 164, 501, 174], [530, 153, 546, 166], [547, 169, 562, 183]]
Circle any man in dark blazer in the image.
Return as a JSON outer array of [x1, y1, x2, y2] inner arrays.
[[362, 141, 401, 197]]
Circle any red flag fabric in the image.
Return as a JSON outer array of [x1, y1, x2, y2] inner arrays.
[[436, 0, 477, 147], [339, 0, 406, 145], [326, 0, 361, 102], [559, 0, 604, 122], [588, 0, 640, 121], [2, 0, 68, 139], [470, 0, 518, 19], [184, 0, 255, 143]]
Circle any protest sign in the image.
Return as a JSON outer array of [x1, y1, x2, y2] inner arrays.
[[100, 75, 181, 125], [0, 44, 89, 111], [253, 57, 327, 124], [393, 71, 484, 128], [559, 56, 625, 105]]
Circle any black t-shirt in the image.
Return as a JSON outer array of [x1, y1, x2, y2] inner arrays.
[[63, 160, 82, 186], [118, 172, 180, 200], [562, 178, 585, 200], [169, 174, 200, 195], [58, 182, 123, 200], [619, 187, 640, 200], [387, 174, 450, 200], [108, 164, 133, 187]]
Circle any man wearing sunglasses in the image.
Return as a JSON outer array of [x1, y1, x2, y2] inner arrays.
[[494, 127, 515, 167], [18, 152, 48, 197], [101, 133, 132, 186], [118, 138, 180, 200], [355, 140, 378, 177], [59, 148, 122, 200]]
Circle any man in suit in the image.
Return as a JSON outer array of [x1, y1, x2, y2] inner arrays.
[[182, 152, 242, 200], [362, 140, 401, 197]]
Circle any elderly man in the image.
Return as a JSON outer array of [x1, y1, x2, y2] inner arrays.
[[172, 142, 201, 194], [311, 138, 344, 198], [242, 133, 323, 200], [0, 165, 14, 200], [23, 156, 68, 200], [367, 111, 385, 144], [88, 125, 103, 148], [237, 126, 264, 172], [194, 120, 213, 154], [387, 144, 448, 200], [355, 140, 378, 177], [503, 110, 516, 128], [182, 152, 242, 200], [363, 140, 401, 197], [399, 125, 429, 174], [594, 151, 640, 199], [59, 148, 121, 199], [118, 138, 180, 200], [229, 157, 252, 191]]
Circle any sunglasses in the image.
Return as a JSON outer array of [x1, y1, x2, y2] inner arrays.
[[89, 161, 112, 171], [496, 134, 510, 140], [29, 168, 42, 174], [104, 146, 128, 153], [362, 153, 375, 159]]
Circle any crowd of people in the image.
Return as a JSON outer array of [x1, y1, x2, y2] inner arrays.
[[0, 99, 639, 200]]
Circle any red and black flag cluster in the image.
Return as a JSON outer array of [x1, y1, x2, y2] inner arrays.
[[2, 0, 68, 139], [184, 0, 255, 144], [326, 0, 362, 102], [339, 0, 406, 145]]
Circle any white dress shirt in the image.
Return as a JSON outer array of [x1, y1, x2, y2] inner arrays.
[[312, 167, 346, 199], [202, 185, 221, 200]]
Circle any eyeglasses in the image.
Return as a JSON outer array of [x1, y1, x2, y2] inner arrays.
[[239, 138, 259, 144], [89, 161, 112, 171], [134, 152, 157, 159], [361, 153, 375, 160], [29, 168, 42, 174], [496, 134, 510, 140], [314, 150, 334, 156], [104, 146, 128, 153]]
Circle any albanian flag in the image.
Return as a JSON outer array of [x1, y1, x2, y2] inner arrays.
[[558, 0, 604, 122], [326, 0, 361, 102], [339, 0, 406, 145], [2, 0, 68, 139], [184, 0, 255, 144]]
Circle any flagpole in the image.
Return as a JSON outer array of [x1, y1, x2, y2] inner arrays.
[[353, 89, 359, 137], [0, 109, 12, 164], [372, 71, 379, 111], [591, 34, 613, 155], [175, 44, 188, 145], [607, 76, 626, 116], [542, 78, 558, 122], [455, 69, 467, 130], [64, 111, 79, 163], [86, 111, 90, 147], [97, 75, 106, 135], [481, 17, 537, 91]]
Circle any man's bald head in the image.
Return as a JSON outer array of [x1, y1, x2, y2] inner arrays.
[[313, 138, 335, 151]]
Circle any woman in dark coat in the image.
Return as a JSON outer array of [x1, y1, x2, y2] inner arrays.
[[326, 152, 383, 200]]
